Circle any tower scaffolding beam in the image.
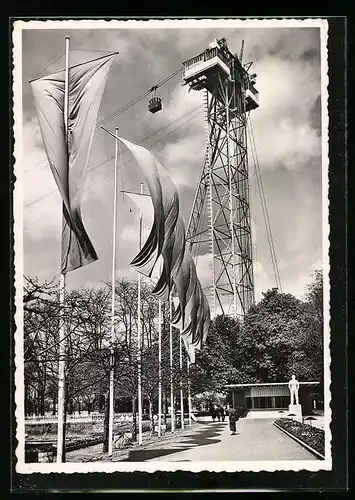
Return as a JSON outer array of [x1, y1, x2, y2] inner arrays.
[[183, 38, 259, 318]]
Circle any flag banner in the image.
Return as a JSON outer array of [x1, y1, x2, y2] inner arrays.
[[151, 255, 164, 282], [171, 250, 197, 328], [116, 138, 210, 347], [117, 137, 185, 296], [182, 279, 202, 340], [123, 190, 164, 284], [30, 53, 115, 274], [183, 305, 209, 363], [123, 191, 154, 228], [178, 268, 211, 349], [181, 297, 209, 363], [182, 336, 196, 364], [152, 218, 186, 301]]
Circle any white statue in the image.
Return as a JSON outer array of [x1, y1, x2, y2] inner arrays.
[[288, 374, 300, 405]]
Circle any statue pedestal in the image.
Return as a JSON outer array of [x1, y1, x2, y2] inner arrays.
[[288, 404, 302, 422]]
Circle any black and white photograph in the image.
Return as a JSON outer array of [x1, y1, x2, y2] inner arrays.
[[12, 18, 331, 474]]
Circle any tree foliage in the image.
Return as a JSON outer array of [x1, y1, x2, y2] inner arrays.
[[191, 270, 324, 397]]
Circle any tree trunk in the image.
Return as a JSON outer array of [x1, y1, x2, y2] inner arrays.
[[102, 392, 109, 453], [36, 390, 40, 416], [24, 382, 29, 416], [52, 393, 56, 415], [99, 394, 104, 413], [40, 389, 45, 415], [132, 396, 137, 441], [148, 397, 154, 436], [162, 391, 167, 426], [62, 392, 68, 463], [68, 398, 74, 415]]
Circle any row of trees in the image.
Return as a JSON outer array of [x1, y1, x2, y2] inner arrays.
[[23, 270, 324, 431], [24, 276, 186, 431]]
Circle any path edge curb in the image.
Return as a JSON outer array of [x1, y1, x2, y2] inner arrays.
[[273, 421, 325, 460]]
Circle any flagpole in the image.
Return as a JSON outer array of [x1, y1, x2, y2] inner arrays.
[[108, 126, 119, 457], [169, 294, 175, 433], [57, 35, 70, 464], [158, 299, 162, 437], [187, 358, 192, 426], [57, 272, 66, 463], [137, 182, 144, 446], [179, 330, 185, 430]]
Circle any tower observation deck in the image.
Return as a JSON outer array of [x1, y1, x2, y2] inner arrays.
[[183, 38, 259, 318]]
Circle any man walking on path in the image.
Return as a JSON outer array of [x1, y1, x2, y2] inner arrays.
[[228, 407, 239, 435]]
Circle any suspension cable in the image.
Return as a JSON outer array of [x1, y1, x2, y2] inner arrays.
[[29, 65, 184, 172], [85, 104, 202, 177], [24, 104, 203, 212], [248, 118, 282, 293], [98, 66, 183, 128]]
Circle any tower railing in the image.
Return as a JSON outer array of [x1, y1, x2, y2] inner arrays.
[[183, 47, 230, 74]]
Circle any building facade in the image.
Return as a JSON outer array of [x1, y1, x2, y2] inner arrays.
[[226, 382, 320, 416]]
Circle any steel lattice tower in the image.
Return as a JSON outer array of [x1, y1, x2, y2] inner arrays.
[[183, 38, 259, 318]]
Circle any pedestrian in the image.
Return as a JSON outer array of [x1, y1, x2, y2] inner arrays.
[[211, 404, 219, 422], [228, 407, 239, 435], [211, 404, 217, 422], [219, 405, 225, 422]]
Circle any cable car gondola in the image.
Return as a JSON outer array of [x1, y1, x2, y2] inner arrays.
[[148, 85, 162, 114]]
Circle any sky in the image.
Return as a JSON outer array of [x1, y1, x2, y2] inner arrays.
[[18, 21, 326, 304]]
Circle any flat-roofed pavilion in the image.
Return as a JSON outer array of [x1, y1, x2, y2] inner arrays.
[[225, 381, 320, 417]]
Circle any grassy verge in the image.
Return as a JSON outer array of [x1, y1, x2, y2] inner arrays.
[[274, 418, 324, 457]]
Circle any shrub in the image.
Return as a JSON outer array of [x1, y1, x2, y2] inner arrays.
[[275, 418, 324, 456]]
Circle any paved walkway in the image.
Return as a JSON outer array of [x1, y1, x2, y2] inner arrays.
[[66, 418, 318, 462], [120, 418, 317, 462]]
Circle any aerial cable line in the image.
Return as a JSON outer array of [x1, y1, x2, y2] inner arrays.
[[98, 66, 183, 128], [86, 104, 203, 174], [247, 118, 282, 293], [24, 105, 202, 212], [25, 103, 202, 209], [78, 105, 203, 196], [29, 66, 184, 171], [24, 103, 203, 212]]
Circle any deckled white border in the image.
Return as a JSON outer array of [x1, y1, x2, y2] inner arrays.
[[13, 17, 331, 474]]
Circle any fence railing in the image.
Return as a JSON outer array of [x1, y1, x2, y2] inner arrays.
[[25, 412, 133, 423], [184, 47, 230, 73]]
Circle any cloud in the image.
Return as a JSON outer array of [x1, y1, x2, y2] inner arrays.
[[253, 260, 274, 302], [195, 253, 213, 291], [121, 223, 139, 243], [285, 259, 323, 300], [19, 24, 325, 308], [150, 84, 205, 187], [250, 56, 321, 171], [22, 118, 62, 243]]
